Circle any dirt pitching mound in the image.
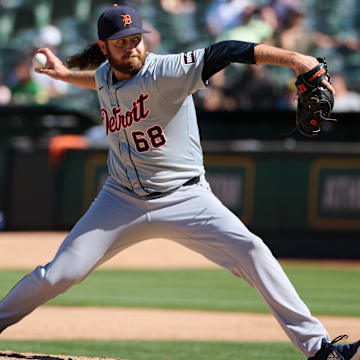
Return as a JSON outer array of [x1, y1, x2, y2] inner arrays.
[[0, 352, 126, 360]]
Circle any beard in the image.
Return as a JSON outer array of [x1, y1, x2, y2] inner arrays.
[[106, 43, 147, 76]]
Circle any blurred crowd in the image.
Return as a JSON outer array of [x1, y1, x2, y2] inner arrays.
[[0, 0, 360, 116]]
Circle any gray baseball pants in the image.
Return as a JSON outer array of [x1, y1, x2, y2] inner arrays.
[[0, 176, 329, 357]]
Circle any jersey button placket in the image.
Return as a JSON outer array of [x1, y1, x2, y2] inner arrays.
[[110, 88, 116, 103]]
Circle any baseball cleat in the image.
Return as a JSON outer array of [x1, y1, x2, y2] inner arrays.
[[308, 335, 360, 360]]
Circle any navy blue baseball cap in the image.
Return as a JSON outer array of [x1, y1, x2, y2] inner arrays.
[[97, 4, 150, 41]]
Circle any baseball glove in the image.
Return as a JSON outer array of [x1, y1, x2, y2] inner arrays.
[[295, 58, 336, 137]]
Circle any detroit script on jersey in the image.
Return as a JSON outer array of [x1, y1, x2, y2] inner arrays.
[[102, 93, 150, 135], [95, 50, 207, 196]]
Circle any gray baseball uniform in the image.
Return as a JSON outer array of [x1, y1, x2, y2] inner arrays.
[[0, 49, 329, 358], [99, 49, 206, 196]]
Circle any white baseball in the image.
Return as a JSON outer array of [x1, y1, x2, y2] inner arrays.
[[32, 53, 48, 69]]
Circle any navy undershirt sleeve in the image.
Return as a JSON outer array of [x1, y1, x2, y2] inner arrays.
[[202, 41, 258, 83]]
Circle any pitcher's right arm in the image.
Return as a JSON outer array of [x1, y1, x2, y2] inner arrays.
[[34, 48, 97, 90]]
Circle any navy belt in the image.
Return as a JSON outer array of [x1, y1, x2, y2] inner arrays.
[[144, 176, 200, 198], [182, 175, 201, 187]]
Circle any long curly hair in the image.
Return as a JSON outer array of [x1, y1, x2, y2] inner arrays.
[[65, 43, 106, 69]]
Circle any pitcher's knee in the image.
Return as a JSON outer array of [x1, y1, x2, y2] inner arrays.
[[249, 233, 272, 256], [231, 232, 273, 263], [31, 263, 83, 296], [223, 233, 274, 279]]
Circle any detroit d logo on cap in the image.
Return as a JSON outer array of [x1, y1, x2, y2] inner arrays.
[[122, 14, 132, 26]]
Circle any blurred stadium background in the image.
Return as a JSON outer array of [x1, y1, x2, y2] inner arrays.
[[1, 0, 360, 258]]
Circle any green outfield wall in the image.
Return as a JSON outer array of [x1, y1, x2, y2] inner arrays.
[[53, 146, 360, 232]]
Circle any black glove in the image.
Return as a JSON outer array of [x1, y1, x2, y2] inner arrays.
[[295, 58, 336, 137]]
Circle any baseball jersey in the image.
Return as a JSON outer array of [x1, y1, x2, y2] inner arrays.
[[95, 49, 207, 196]]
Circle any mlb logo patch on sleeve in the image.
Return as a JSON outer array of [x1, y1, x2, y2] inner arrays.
[[184, 51, 196, 65]]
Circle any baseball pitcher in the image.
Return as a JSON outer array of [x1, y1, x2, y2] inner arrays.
[[0, 5, 358, 360]]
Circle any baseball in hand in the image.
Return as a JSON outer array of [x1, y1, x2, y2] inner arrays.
[[32, 53, 48, 69]]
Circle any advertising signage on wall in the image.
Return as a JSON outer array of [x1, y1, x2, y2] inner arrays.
[[309, 158, 360, 230], [203, 154, 255, 224]]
